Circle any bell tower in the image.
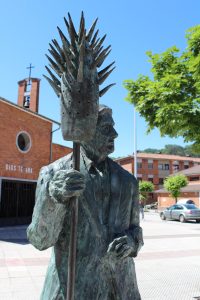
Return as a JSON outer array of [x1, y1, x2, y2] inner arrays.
[[17, 64, 40, 113]]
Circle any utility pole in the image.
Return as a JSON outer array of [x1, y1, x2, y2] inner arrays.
[[134, 106, 137, 179]]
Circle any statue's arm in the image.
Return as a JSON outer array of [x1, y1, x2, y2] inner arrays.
[[27, 166, 68, 250], [126, 179, 144, 257], [107, 176, 143, 258], [27, 164, 85, 251]]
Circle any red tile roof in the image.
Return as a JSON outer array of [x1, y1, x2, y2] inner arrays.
[[115, 153, 200, 162], [156, 182, 200, 193], [172, 164, 200, 176]]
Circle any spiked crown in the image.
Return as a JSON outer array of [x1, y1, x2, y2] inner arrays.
[[44, 12, 115, 142]]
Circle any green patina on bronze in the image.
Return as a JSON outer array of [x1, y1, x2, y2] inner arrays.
[[27, 12, 143, 300], [43, 12, 115, 143]]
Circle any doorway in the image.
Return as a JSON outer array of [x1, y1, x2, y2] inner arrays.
[[0, 179, 37, 226]]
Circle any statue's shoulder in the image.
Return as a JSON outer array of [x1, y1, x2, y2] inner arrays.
[[40, 152, 73, 176], [108, 158, 137, 185]]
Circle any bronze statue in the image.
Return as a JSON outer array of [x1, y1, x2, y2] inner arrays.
[[27, 12, 143, 300]]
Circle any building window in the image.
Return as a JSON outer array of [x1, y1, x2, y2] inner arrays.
[[148, 163, 153, 169], [184, 165, 189, 169], [148, 178, 154, 183], [173, 164, 179, 171], [137, 162, 142, 169], [190, 176, 199, 181], [164, 164, 169, 170], [159, 178, 164, 185], [159, 163, 169, 170], [16, 131, 31, 153]]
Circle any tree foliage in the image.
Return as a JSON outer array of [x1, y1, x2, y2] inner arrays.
[[184, 144, 200, 157], [164, 174, 188, 202], [161, 144, 185, 156], [139, 181, 154, 204], [124, 25, 200, 150], [142, 144, 200, 157], [142, 148, 160, 154]]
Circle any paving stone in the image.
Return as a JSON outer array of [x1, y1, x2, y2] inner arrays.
[[0, 213, 200, 299]]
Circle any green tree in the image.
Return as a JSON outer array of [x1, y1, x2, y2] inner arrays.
[[123, 25, 200, 150], [164, 174, 188, 203], [139, 181, 154, 205], [142, 148, 160, 154], [184, 144, 200, 157], [161, 144, 185, 156], [141, 144, 200, 157]]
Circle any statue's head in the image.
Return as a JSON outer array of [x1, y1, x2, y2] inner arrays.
[[81, 105, 118, 163]]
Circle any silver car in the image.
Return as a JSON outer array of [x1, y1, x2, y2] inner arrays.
[[160, 204, 200, 223]]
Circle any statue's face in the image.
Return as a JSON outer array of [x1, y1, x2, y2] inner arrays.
[[82, 111, 118, 162]]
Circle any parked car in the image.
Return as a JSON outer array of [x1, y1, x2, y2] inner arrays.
[[145, 202, 158, 209], [160, 204, 200, 223], [177, 199, 195, 205]]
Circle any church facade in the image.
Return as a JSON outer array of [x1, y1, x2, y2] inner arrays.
[[0, 78, 72, 225]]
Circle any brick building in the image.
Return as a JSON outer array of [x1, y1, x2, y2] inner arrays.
[[0, 78, 72, 225], [157, 165, 200, 209], [115, 153, 200, 203]]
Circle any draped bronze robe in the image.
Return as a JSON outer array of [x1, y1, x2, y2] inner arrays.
[[27, 151, 143, 300]]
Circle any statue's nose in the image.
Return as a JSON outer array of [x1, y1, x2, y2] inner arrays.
[[112, 128, 118, 139]]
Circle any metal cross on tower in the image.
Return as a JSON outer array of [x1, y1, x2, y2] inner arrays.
[[26, 63, 35, 84]]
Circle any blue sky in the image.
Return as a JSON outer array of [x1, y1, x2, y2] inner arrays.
[[1, 0, 200, 157]]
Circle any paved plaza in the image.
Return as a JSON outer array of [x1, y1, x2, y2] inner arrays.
[[0, 212, 200, 299], [136, 213, 200, 300]]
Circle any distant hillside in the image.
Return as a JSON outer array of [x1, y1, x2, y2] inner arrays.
[[140, 144, 200, 158]]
